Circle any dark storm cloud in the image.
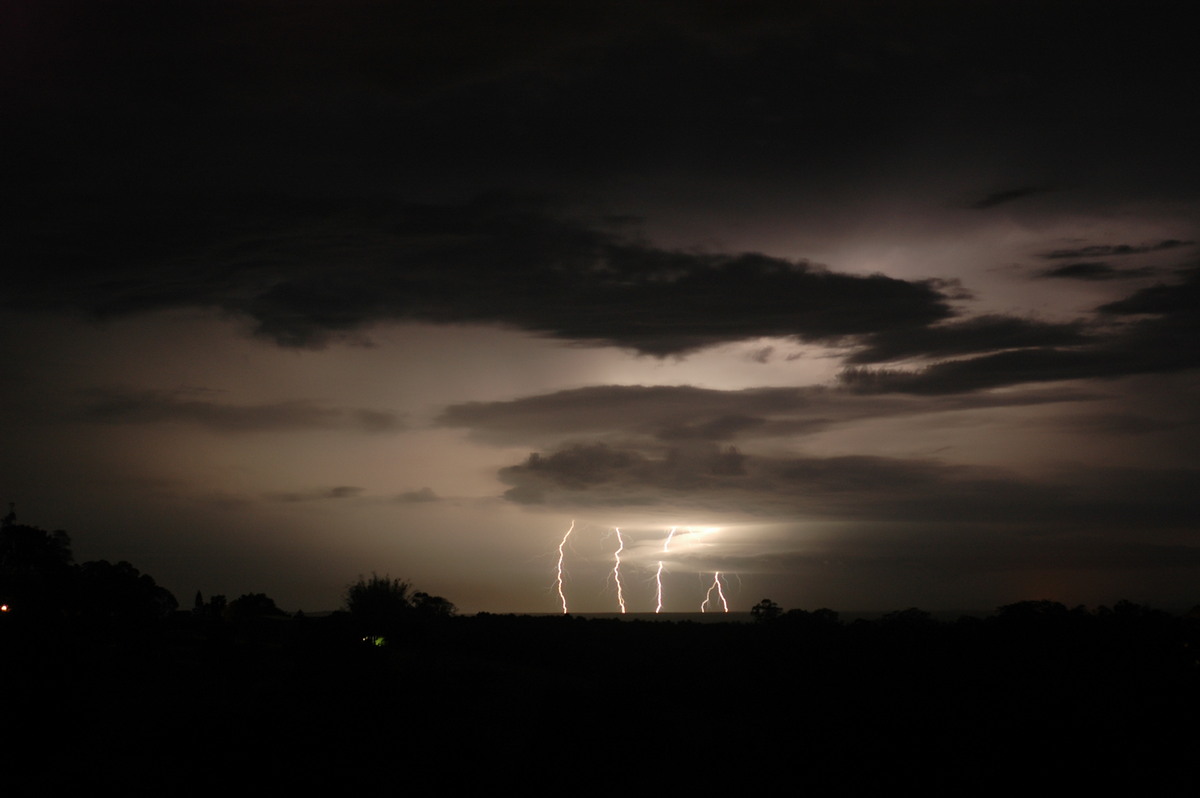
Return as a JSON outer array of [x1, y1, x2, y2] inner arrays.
[[498, 441, 1200, 530], [8, 0, 1198, 243], [840, 269, 1200, 394], [1041, 240, 1194, 260], [11, 3, 1197, 352], [4, 195, 957, 356], [78, 389, 404, 434], [274, 231, 954, 355], [838, 350, 1114, 395], [1097, 267, 1200, 317], [437, 383, 1090, 445], [1035, 263, 1157, 281], [8, 1, 1200, 361], [839, 347, 1153, 396], [969, 186, 1054, 209], [845, 315, 1089, 365]]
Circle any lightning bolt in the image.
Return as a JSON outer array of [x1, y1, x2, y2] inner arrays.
[[714, 572, 729, 612], [554, 520, 574, 614], [701, 572, 730, 613], [612, 527, 626, 614], [654, 526, 677, 613]]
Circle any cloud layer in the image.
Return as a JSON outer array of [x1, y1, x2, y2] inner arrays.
[[8, 195, 962, 356], [78, 389, 403, 434], [497, 441, 1197, 525], [438, 383, 1093, 446]]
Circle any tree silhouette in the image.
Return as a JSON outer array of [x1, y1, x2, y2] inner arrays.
[[412, 590, 456, 618], [346, 573, 413, 639], [226, 592, 286, 621], [1, 510, 76, 622], [0, 517, 73, 574], [74, 559, 178, 625], [751, 598, 783, 622]]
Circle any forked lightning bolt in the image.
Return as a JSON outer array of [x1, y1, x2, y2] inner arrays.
[[555, 520, 574, 614], [714, 571, 729, 612], [612, 527, 627, 613], [701, 571, 730, 613], [654, 527, 678, 613]]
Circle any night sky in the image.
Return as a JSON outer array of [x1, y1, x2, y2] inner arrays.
[[4, 0, 1198, 614]]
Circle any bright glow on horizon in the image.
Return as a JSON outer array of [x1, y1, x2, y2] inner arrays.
[[551, 522, 739, 613]]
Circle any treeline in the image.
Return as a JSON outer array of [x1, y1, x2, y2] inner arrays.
[[0, 508, 177, 634], [0, 509, 455, 637]]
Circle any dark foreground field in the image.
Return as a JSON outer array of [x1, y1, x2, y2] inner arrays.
[[5, 604, 1198, 791]]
